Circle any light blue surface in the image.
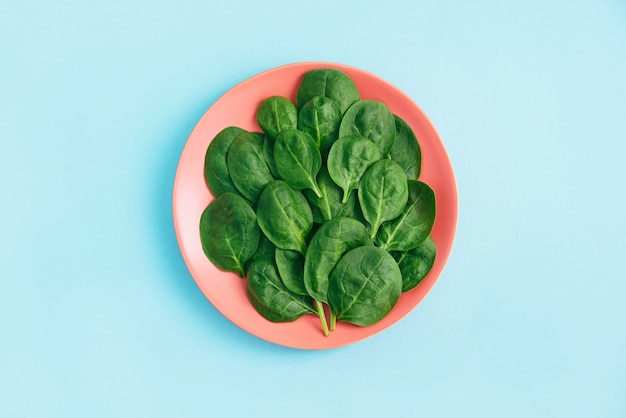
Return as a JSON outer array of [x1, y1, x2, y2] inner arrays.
[[2, 0, 625, 417]]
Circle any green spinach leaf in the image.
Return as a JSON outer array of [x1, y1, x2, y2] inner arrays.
[[327, 135, 381, 203], [262, 134, 281, 179], [303, 217, 372, 305], [275, 248, 307, 296], [204, 126, 246, 197], [339, 100, 396, 157], [297, 96, 342, 152], [199, 192, 260, 277], [392, 236, 436, 292], [303, 166, 360, 224], [274, 129, 323, 198], [256, 96, 298, 139], [390, 115, 421, 179], [328, 246, 402, 326], [375, 180, 436, 251], [245, 231, 276, 272], [227, 132, 275, 204], [246, 257, 316, 322], [296, 68, 360, 114], [358, 159, 409, 238], [256, 180, 313, 255]]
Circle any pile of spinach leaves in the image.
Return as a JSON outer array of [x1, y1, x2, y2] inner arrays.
[[200, 68, 436, 336]]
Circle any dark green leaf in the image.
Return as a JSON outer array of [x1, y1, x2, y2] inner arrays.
[[245, 231, 276, 272], [303, 166, 361, 224], [392, 236, 436, 292], [328, 246, 402, 326], [376, 180, 436, 251], [204, 126, 246, 197], [199, 193, 260, 277], [227, 132, 275, 204], [262, 134, 281, 178], [390, 115, 421, 179], [303, 217, 372, 304], [274, 129, 323, 197], [358, 159, 409, 238], [297, 96, 342, 151], [296, 68, 360, 114], [275, 248, 307, 295], [327, 135, 380, 203], [256, 96, 298, 139], [256, 180, 313, 255], [339, 100, 396, 157], [247, 257, 316, 322]]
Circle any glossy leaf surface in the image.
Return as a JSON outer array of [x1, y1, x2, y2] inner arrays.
[[297, 96, 342, 151], [274, 129, 322, 197], [296, 68, 360, 114], [390, 115, 421, 179], [199, 193, 260, 277], [339, 100, 396, 157], [392, 236, 437, 292], [328, 246, 402, 326], [247, 257, 316, 322], [204, 126, 246, 197], [358, 159, 408, 238], [327, 135, 380, 203], [256, 96, 298, 139], [256, 180, 313, 255], [303, 217, 372, 304], [227, 132, 275, 204], [275, 248, 307, 296], [375, 180, 436, 251]]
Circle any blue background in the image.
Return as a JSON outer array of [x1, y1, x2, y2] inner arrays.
[[2, 0, 625, 417]]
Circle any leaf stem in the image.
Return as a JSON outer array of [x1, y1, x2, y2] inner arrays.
[[370, 224, 379, 239], [330, 310, 337, 331], [312, 183, 323, 199], [341, 189, 350, 204], [315, 300, 329, 337]]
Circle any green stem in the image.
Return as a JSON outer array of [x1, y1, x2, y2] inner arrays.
[[341, 189, 350, 204], [312, 183, 324, 199], [330, 310, 337, 331], [315, 300, 329, 337]]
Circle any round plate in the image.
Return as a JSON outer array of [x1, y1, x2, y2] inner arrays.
[[173, 62, 458, 350]]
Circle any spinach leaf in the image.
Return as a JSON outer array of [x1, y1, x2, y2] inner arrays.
[[327, 135, 381, 203], [199, 192, 260, 278], [246, 257, 316, 322], [392, 236, 436, 292], [339, 100, 396, 157], [358, 159, 409, 238], [227, 132, 275, 204], [297, 96, 342, 152], [390, 115, 421, 179], [275, 248, 307, 296], [256, 96, 298, 139], [262, 134, 281, 179], [328, 246, 402, 327], [296, 68, 360, 114], [303, 217, 372, 305], [375, 180, 436, 251], [204, 126, 246, 197], [245, 231, 276, 272], [256, 180, 313, 255], [303, 165, 360, 224], [274, 129, 323, 198]]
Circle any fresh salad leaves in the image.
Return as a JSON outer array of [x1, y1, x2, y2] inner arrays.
[[199, 67, 437, 337]]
